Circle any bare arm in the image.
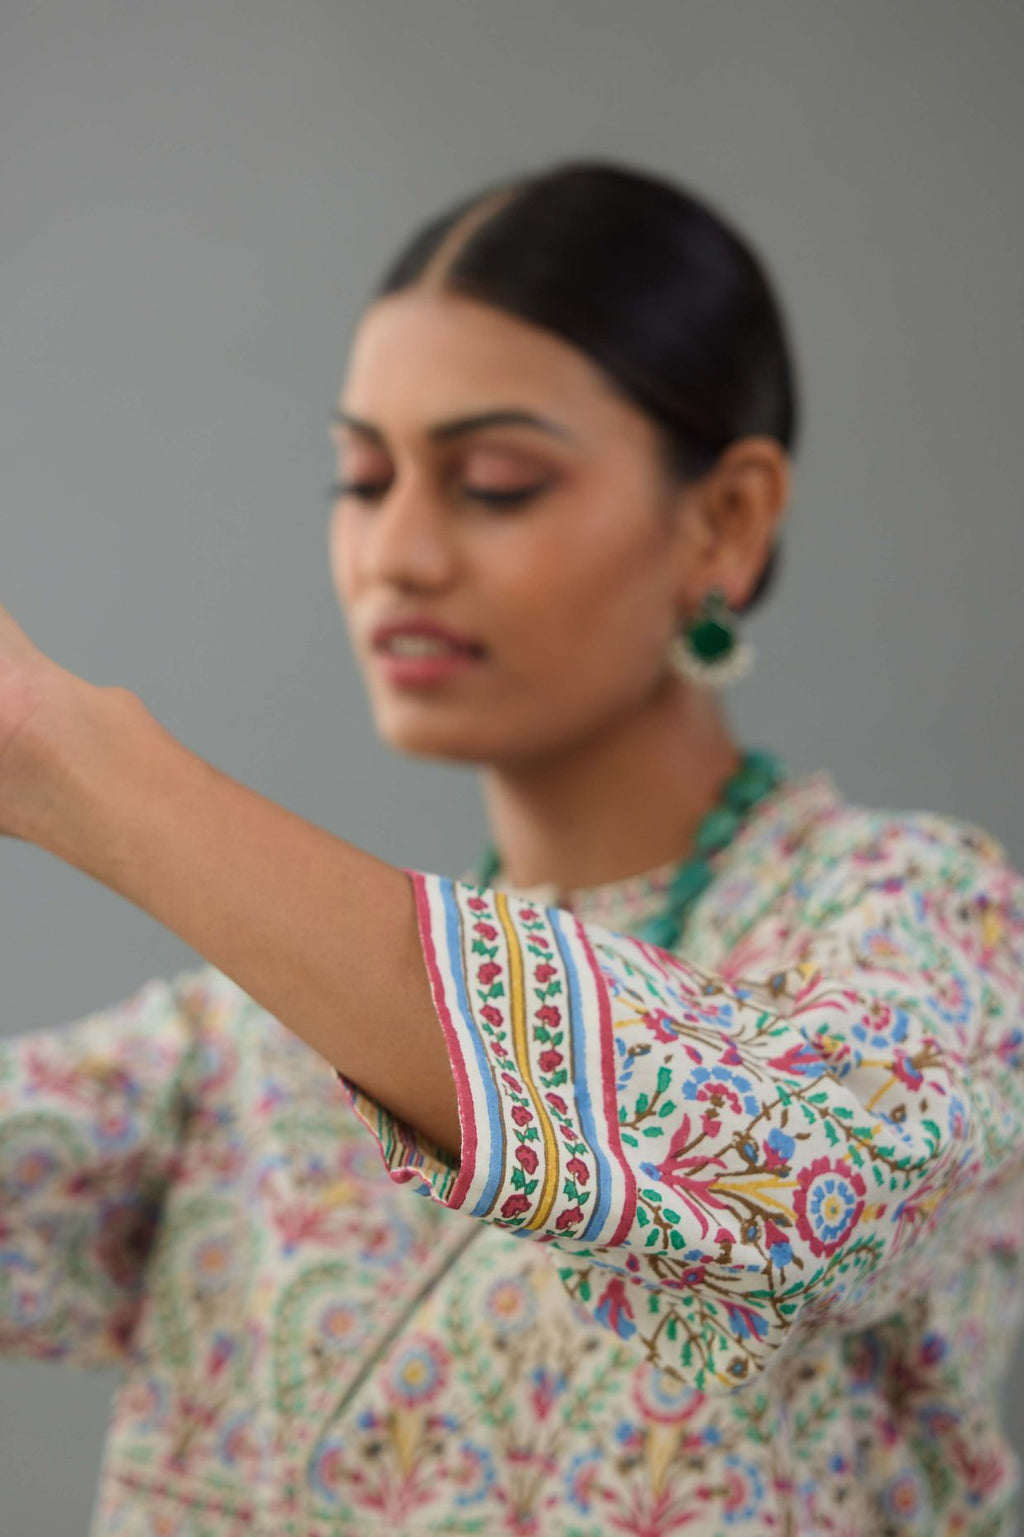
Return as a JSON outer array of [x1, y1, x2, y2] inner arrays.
[[6, 608, 1024, 1388], [10, 682, 462, 1159]]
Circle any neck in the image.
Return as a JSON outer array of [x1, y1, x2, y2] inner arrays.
[[478, 672, 742, 897]]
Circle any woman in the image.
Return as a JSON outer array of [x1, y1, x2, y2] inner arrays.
[[1, 159, 1022, 1536]]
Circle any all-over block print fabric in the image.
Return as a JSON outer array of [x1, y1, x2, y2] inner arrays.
[[3, 769, 1024, 1534], [379, 807, 1024, 1390]]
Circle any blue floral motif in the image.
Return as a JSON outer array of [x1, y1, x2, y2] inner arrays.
[[0, 776, 1020, 1536], [189, 1233, 238, 1294], [947, 1094, 968, 1140], [359, 1214, 413, 1267], [852, 1005, 910, 1049], [483, 1275, 537, 1336], [633, 1363, 699, 1421], [216, 1407, 259, 1468], [10, 1146, 59, 1195], [725, 1302, 769, 1342], [316, 1299, 370, 1355], [879, 1468, 928, 1521], [385, 1334, 448, 1407], [802, 1169, 861, 1249], [722, 1453, 766, 1522], [767, 1127, 795, 1160], [453, 1440, 496, 1506], [94, 1107, 141, 1152], [613, 1034, 636, 1095], [680, 1064, 759, 1116], [131, 1375, 170, 1433], [307, 1436, 344, 1505], [926, 970, 973, 1027], [564, 1447, 603, 1514]]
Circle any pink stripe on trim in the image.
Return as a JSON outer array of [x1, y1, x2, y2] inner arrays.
[[404, 868, 477, 1210], [570, 913, 638, 1248]]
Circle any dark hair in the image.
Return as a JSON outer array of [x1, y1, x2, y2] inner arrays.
[[370, 158, 798, 615]]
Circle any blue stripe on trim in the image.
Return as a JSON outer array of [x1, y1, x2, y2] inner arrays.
[[551, 908, 614, 1240], [439, 879, 504, 1216]]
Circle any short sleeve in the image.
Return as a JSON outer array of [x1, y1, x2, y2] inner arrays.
[[336, 822, 1024, 1390], [0, 967, 211, 1367]]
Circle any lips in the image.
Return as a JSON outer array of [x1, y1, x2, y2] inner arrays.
[[374, 641, 484, 688], [370, 618, 486, 656]]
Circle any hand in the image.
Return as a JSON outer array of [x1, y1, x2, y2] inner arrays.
[[0, 600, 126, 846]]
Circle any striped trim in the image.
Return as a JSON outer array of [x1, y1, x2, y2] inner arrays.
[[404, 871, 639, 1242], [407, 870, 491, 1212], [337, 1076, 460, 1202], [566, 911, 638, 1246], [494, 891, 561, 1231]]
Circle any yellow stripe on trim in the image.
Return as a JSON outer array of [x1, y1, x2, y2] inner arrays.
[[495, 891, 560, 1229]]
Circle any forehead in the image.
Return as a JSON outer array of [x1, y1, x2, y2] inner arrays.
[[336, 289, 627, 440]]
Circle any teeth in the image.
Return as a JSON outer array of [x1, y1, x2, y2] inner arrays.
[[384, 635, 465, 656]]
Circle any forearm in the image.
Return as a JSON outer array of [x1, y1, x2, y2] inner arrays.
[[29, 688, 461, 1157]]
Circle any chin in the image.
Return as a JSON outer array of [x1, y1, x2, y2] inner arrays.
[[372, 708, 491, 764], [367, 684, 585, 768]]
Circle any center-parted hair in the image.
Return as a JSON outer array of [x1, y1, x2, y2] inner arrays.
[[369, 158, 798, 615]]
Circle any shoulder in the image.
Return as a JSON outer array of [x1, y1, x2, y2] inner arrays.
[[792, 792, 1024, 977], [699, 772, 1022, 974], [789, 772, 1016, 894]]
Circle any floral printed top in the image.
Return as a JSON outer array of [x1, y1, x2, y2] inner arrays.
[[2, 768, 1024, 1536]]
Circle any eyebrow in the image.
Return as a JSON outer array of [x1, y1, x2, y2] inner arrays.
[[330, 407, 576, 445]]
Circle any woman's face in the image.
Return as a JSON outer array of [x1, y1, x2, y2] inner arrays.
[[329, 288, 697, 767]]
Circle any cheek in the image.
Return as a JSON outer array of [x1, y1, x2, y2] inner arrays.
[[328, 513, 359, 602], [540, 515, 663, 632], [485, 516, 669, 680]]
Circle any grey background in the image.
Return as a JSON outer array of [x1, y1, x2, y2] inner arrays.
[[2, 1, 1022, 1531]]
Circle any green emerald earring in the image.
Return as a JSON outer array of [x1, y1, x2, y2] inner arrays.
[[668, 587, 754, 688]]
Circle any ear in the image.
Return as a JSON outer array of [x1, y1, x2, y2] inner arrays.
[[680, 437, 790, 611]]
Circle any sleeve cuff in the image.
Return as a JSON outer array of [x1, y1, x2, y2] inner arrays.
[[335, 867, 636, 1242]]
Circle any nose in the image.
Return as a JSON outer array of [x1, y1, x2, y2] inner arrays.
[[357, 476, 460, 590]]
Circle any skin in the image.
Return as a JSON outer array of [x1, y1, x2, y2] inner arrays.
[[331, 286, 791, 896], [0, 281, 792, 1158]]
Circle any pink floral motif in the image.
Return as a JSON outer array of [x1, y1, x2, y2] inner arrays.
[[8, 775, 1023, 1536], [793, 1156, 866, 1257], [892, 1048, 926, 1091], [650, 1115, 732, 1240]]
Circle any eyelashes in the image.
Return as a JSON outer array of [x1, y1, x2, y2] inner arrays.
[[327, 480, 551, 509]]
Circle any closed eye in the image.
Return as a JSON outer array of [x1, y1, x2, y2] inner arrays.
[[327, 481, 550, 509]]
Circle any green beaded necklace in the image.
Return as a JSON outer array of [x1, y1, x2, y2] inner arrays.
[[473, 747, 789, 951]]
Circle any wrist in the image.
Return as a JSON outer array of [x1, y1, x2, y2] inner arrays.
[[11, 678, 155, 873]]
